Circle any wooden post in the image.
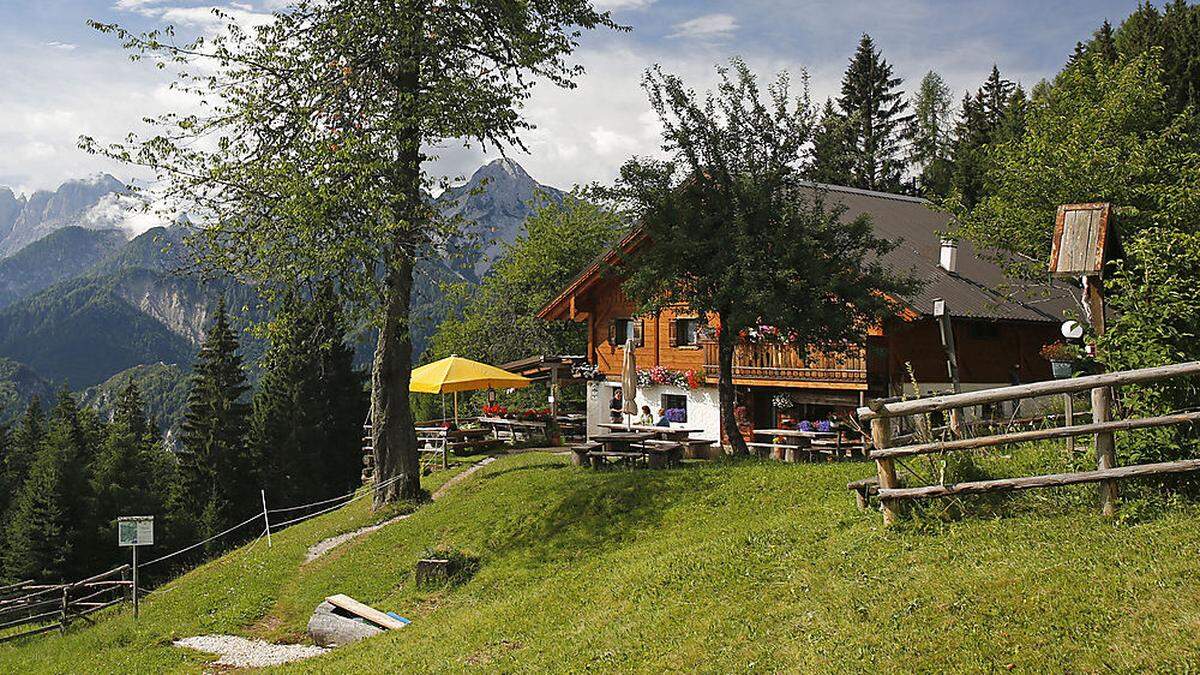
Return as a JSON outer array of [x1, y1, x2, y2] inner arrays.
[[550, 366, 559, 418], [1084, 275, 1117, 516], [60, 586, 68, 633], [933, 299, 964, 435], [871, 416, 900, 526], [131, 544, 139, 619], [1063, 393, 1075, 454], [261, 489, 272, 549]]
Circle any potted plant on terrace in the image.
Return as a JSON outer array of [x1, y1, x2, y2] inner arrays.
[[1040, 341, 1082, 379]]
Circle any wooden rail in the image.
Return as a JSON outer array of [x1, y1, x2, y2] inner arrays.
[[857, 361, 1200, 525], [858, 361, 1200, 421], [702, 341, 867, 385], [871, 411, 1200, 460], [0, 565, 131, 644]]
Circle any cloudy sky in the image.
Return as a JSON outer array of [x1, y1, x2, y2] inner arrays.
[[0, 0, 1142, 196]]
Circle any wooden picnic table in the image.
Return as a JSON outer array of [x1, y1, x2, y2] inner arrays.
[[582, 431, 684, 469], [597, 422, 703, 441], [477, 416, 550, 443], [751, 427, 863, 460]]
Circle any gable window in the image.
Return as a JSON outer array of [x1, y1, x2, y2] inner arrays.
[[610, 318, 644, 348], [671, 317, 701, 348]]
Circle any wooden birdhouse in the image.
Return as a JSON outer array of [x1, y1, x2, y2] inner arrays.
[[1048, 203, 1117, 278]]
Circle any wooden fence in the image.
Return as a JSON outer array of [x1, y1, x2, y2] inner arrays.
[[0, 565, 131, 643], [857, 361, 1200, 526]]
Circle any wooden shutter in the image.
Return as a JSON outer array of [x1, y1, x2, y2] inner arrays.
[[608, 320, 617, 347], [635, 319, 645, 347], [668, 318, 678, 348]]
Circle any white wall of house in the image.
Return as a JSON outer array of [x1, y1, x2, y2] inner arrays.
[[585, 379, 721, 442]]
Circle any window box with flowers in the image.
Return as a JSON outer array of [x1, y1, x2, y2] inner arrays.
[[637, 366, 706, 390], [1040, 342, 1082, 379]]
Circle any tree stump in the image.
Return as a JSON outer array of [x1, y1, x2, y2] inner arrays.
[[415, 559, 452, 587]]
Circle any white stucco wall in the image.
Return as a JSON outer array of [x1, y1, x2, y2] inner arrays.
[[585, 380, 721, 442]]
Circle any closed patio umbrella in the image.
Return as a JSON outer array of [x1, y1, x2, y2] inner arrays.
[[410, 355, 532, 424], [621, 337, 638, 428]]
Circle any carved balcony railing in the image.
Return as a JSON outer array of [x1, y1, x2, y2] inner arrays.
[[702, 340, 867, 385]]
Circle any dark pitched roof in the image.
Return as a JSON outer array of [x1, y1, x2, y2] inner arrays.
[[539, 182, 1078, 325], [815, 183, 1076, 323]]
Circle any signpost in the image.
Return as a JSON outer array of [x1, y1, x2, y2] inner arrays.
[[117, 516, 153, 619], [1050, 202, 1118, 515]]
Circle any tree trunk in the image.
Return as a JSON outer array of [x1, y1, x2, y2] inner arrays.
[[371, 4, 425, 508], [371, 254, 421, 507], [718, 317, 748, 455]]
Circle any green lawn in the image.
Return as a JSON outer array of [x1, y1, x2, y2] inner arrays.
[[4, 447, 1200, 672]]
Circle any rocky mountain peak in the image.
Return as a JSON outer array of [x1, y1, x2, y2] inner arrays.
[[0, 174, 130, 258]]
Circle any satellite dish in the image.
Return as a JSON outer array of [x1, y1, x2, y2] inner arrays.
[[1061, 320, 1084, 339]]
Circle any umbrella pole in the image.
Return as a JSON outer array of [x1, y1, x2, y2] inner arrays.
[[441, 394, 446, 423], [454, 391, 459, 426]]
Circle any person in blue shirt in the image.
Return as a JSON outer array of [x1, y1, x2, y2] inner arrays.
[[655, 407, 671, 427]]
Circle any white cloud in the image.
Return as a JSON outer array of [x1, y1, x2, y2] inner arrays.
[[45, 41, 77, 51], [669, 13, 738, 40], [593, 0, 655, 9], [81, 191, 175, 237]]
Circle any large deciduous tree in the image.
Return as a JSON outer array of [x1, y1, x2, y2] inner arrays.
[[606, 59, 918, 455], [84, 1, 620, 506]]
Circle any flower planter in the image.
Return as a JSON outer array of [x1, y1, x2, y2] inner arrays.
[[1051, 360, 1074, 379]]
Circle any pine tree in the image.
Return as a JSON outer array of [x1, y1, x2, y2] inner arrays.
[[1090, 19, 1119, 64], [837, 34, 912, 192], [178, 299, 253, 551], [250, 292, 366, 507], [0, 423, 10, 528], [807, 99, 853, 185], [948, 66, 1023, 207], [907, 71, 954, 197], [3, 448, 70, 582], [3, 398, 45, 502], [1115, 0, 1200, 113], [980, 66, 1015, 128], [4, 391, 94, 581], [90, 383, 177, 570]]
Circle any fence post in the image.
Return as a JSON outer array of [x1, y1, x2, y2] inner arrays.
[[59, 586, 68, 634], [261, 489, 272, 548], [871, 416, 900, 526], [1063, 393, 1075, 454], [1092, 385, 1118, 516]]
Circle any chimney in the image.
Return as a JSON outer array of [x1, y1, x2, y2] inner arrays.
[[939, 238, 959, 275]]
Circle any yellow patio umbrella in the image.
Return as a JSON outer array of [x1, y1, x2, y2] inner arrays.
[[410, 355, 532, 423]]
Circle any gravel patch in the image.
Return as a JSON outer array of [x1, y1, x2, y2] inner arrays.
[[304, 455, 499, 563], [303, 513, 413, 563], [175, 634, 327, 668]]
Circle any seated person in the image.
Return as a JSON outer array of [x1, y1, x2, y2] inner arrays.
[[655, 407, 671, 427], [638, 405, 654, 426]]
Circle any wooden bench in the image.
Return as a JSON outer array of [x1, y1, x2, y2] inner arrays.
[[847, 476, 880, 510], [570, 442, 601, 467], [746, 441, 814, 463], [643, 440, 684, 468], [586, 450, 647, 469], [682, 439, 719, 460]]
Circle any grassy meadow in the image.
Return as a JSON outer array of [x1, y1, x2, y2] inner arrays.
[[3, 446, 1200, 672]]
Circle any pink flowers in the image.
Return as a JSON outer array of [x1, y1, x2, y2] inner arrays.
[[636, 367, 705, 390]]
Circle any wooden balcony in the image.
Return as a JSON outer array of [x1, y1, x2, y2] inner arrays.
[[702, 340, 867, 388]]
